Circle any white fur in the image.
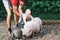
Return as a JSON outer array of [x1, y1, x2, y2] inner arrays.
[[21, 17, 42, 37]]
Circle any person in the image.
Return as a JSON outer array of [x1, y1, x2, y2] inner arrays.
[[2, 0, 25, 36], [23, 9, 33, 24], [18, 9, 33, 24]]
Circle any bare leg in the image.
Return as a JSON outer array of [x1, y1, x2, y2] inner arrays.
[[14, 14, 19, 25], [6, 9, 11, 28], [6, 9, 12, 36], [2, 0, 12, 37], [12, 5, 19, 25]]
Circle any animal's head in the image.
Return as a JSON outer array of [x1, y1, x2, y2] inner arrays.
[[21, 28, 32, 37]]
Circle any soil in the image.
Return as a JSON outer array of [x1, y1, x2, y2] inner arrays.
[[0, 20, 60, 40]]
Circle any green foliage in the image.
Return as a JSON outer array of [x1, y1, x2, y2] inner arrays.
[[0, 0, 60, 20], [23, 1, 60, 14]]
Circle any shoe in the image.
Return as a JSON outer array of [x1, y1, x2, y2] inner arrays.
[[16, 24, 19, 27], [7, 31, 11, 37]]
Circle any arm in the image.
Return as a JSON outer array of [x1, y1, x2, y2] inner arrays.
[[18, 4, 24, 18], [19, 0, 25, 7], [18, 5, 23, 14], [18, 0, 24, 18], [23, 15, 26, 24], [30, 15, 34, 20]]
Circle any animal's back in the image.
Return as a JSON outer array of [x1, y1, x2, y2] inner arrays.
[[24, 21, 40, 32]]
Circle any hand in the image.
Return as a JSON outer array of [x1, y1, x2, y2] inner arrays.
[[20, 1, 25, 6]]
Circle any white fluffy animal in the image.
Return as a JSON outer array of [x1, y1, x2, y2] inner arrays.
[[21, 17, 42, 37]]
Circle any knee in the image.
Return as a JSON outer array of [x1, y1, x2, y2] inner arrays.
[[7, 9, 12, 17], [13, 7, 17, 14], [13, 9, 16, 13], [7, 13, 12, 17]]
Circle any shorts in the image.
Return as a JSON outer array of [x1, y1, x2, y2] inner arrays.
[[10, 0, 19, 6], [2, 0, 11, 10], [2, 0, 19, 10]]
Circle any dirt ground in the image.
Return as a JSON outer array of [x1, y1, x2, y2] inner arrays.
[[0, 20, 60, 40]]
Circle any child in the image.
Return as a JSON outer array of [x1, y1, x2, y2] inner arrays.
[[23, 9, 33, 24], [18, 8, 33, 24], [18, 0, 33, 25]]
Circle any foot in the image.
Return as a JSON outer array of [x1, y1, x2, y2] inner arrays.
[[7, 31, 11, 37], [16, 24, 18, 27]]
